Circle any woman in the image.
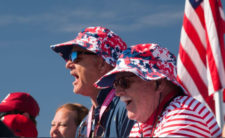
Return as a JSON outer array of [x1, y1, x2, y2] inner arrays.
[[50, 103, 88, 138]]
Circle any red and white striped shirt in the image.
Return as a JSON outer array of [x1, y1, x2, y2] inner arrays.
[[129, 95, 222, 137]]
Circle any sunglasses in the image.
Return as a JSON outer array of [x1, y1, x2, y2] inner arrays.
[[113, 74, 136, 90], [69, 51, 96, 62]]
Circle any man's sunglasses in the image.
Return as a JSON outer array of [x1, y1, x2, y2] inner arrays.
[[113, 74, 136, 90], [69, 51, 96, 62]]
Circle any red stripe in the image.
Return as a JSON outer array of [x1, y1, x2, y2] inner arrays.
[[206, 115, 214, 124], [165, 118, 208, 128], [211, 127, 221, 136], [205, 30, 222, 91], [164, 132, 198, 137], [193, 102, 201, 111], [223, 89, 225, 102], [202, 111, 210, 120], [209, 0, 225, 82], [195, 1, 205, 28], [209, 121, 217, 130], [178, 44, 209, 100], [183, 14, 206, 65], [159, 128, 208, 137], [165, 112, 205, 120], [198, 105, 206, 114], [182, 95, 189, 105], [161, 123, 210, 135], [188, 98, 195, 107]]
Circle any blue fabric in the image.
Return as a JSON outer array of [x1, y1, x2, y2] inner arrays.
[[76, 87, 135, 137]]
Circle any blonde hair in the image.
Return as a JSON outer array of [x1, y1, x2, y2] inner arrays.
[[56, 103, 88, 126]]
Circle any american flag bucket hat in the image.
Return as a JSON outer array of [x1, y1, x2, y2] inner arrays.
[[50, 26, 127, 67], [95, 43, 187, 94]]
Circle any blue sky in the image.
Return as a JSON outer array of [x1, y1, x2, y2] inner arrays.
[[0, 0, 224, 137]]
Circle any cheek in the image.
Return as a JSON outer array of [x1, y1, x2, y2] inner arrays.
[[82, 67, 101, 83], [50, 127, 55, 136], [63, 125, 77, 137]]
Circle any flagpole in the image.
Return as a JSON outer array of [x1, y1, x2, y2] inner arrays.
[[214, 89, 224, 128]]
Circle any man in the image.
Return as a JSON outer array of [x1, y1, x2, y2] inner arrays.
[[50, 103, 88, 138], [0, 92, 40, 137], [95, 43, 222, 137], [50, 26, 134, 137]]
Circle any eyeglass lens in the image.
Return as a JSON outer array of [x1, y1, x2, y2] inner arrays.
[[113, 75, 136, 89], [69, 51, 96, 62], [70, 51, 78, 62]]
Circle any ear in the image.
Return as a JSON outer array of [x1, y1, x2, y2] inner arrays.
[[154, 79, 166, 94], [97, 57, 113, 74]]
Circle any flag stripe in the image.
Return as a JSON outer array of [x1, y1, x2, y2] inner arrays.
[[180, 27, 208, 86], [178, 44, 208, 103], [183, 14, 206, 65], [185, 1, 206, 49], [205, 0, 225, 91], [177, 0, 225, 115]]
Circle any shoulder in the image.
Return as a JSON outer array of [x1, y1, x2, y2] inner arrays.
[[163, 96, 215, 123], [157, 96, 221, 137], [111, 96, 127, 114]]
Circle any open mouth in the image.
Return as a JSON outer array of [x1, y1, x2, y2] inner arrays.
[[120, 96, 132, 106], [71, 73, 79, 84]]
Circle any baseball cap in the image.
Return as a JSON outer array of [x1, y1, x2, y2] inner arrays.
[[95, 43, 188, 94], [50, 26, 127, 67], [1, 114, 38, 137], [0, 92, 40, 117]]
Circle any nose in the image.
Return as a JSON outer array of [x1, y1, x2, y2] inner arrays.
[[50, 125, 60, 137], [65, 60, 73, 69]]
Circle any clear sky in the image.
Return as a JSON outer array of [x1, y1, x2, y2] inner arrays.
[[0, 0, 224, 137]]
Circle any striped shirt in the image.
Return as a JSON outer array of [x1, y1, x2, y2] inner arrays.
[[129, 95, 222, 137]]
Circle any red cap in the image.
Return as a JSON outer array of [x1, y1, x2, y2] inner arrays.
[[1, 114, 38, 137], [0, 92, 40, 117]]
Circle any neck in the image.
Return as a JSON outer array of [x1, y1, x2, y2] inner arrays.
[[90, 90, 100, 108], [91, 98, 98, 108]]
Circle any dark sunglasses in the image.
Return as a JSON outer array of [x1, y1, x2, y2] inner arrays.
[[69, 51, 96, 62], [113, 74, 136, 90]]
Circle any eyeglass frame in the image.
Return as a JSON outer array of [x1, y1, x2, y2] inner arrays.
[[113, 74, 137, 90], [68, 50, 96, 62]]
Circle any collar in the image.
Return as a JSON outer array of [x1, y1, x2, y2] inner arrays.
[[144, 90, 178, 125], [96, 87, 113, 108]]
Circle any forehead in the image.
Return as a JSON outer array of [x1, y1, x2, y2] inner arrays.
[[54, 108, 77, 120]]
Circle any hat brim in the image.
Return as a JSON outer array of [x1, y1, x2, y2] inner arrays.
[[95, 65, 188, 95], [95, 66, 148, 89], [0, 103, 15, 113], [50, 40, 90, 61]]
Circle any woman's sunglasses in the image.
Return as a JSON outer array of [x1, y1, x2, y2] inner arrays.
[[113, 74, 136, 90], [69, 51, 96, 62]]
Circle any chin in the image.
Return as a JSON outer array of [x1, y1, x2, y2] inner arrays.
[[73, 87, 81, 95], [127, 111, 136, 121]]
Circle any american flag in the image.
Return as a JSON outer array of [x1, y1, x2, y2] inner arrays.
[[177, 0, 225, 116]]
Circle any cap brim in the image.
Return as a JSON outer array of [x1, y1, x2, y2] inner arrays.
[[50, 40, 90, 61], [0, 103, 15, 113]]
